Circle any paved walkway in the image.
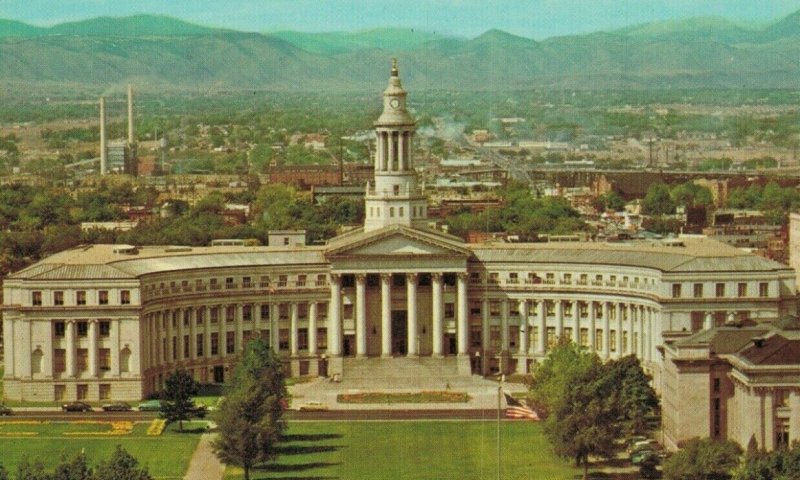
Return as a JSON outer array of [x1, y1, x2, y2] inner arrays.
[[184, 432, 225, 480]]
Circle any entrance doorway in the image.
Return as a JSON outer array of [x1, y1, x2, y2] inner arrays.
[[391, 310, 408, 355]]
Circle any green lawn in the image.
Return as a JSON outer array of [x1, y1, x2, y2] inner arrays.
[[224, 421, 581, 480], [0, 420, 204, 479]]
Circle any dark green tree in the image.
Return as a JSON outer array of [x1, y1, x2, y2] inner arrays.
[[212, 339, 287, 480], [735, 442, 800, 480], [662, 437, 742, 480], [602, 355, 659, 436], [641, 182, 676, 215], [93, 446, 153, 480], [160, 369, 206, 432], [0, 465, 8, 480], [52, 453, 91, 480], [16, 457, 51, 480]]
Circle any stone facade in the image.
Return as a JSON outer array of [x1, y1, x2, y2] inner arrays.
[[2, 62, 797, 402]]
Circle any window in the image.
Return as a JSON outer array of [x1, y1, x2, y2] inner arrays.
[[226, 277, 235, 289], [715, 283, 725, 298], [672, 283, 682, 298], [693, 283, 703, 298], [196, 308, 205, 324], [77, 384, 88, 400], [210, 278, 219, 290], [32, 291, 42, 306], [393, 185, 400, 195], [242, 276, 252, 288], [54, 384, 66, 401], [76, 291, 86, 305], [278, 275, 288, 287], [77, 348, 88, 372], [508, 272, 518, 284], [210, 333, 219, 355], [445, 303, 455, 319], [210, 307, 219, 323], [53, 349, 66, 373], [489, 326, 501, 349], [595, 329, 603, 350], [54, 321, 65, 337], [737, 283, 747, 298], [196, 334, 204, 357], [99, 348, 111, 371], [120, 290, 130, 305], [610, 330, 617, 352], [390, 207, 395, 217], [279, 329, 289, 350], [759, 282, 769, 297], [54, 291, 64, 306], [563, 327, 573, 340], [243, 305, 252, 321], [546, 327, 556, 348], [98, 290, 109, 305], [77, 321, 88, 337], [298, 328, 308, 350], [226, 305, 235, 322], [260, 304, 270, 320], [489, 272, 499, 284], [343, 304, 354, 319], [399, 207, 404, 217], [172, 337, 177, 360], [183, 335, 190, 358], [99, 321, 110, 337], [579, 328, 588, 346], [297, 275, 307, 287], [99, 384, 111, 400], [317, 328, 327, 350], [226, 332, 235, 354], [283, 237, 289, 246]]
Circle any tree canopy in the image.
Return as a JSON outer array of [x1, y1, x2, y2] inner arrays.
[[734, 442, 800, 480], [160, 369, 206, 432], [212, 339, 287, 480], [662, 437, 742, 480]]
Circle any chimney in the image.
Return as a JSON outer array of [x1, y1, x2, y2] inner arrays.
[[100, 96, 107, 175], [127, 84, 134, 145]]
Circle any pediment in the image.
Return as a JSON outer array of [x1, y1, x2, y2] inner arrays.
[[326, 225, 470, 258]]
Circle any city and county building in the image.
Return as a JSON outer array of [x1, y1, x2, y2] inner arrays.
[[662, 318, 800, 451], [2, 62, 797, 406]]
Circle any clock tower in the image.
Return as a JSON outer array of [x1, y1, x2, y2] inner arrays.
[[364, 59, 428, 232]]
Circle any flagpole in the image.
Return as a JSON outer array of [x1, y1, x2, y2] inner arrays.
[[497, 374, 503, 480]]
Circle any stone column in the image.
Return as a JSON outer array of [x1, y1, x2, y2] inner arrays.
[[356, 274, 367, 357], [588, 301, 596, 351], [457, 273, 469, 355], [627, 304, 635, 355], [500, 299, 509, 352], [308, 302, 318, 355], [555, 299, 564, 338], [381, 273, 392, 357], [790, 392, 800, 445], [537, 301, 546, 354], [2, 318, 13, 377], [398, 131, 405, 171], [704, 311, 714, 330], [481, 298, 490, 353], [639, 306, 646, 359], [111, 319, 121, 376], [407, 273, 418, 356], [203, 308, 211, 359], [572, 300, 580, 344], [218, 306, 226, 357], [290, 302, 299, 357], [328, 274, 342, 356], [519, 299, 529, 355], [65, 320, 76, 377], [616, 302, 624, 358], [189, 308, 197, 360], [764, 390, 775, 450], [270, 303, 280, 353], [603, 302, 611, 359], [88, 320, 98, 377], [234, 304, 243, 354], [166, 311, 174, 362], [432, 273, 444, 357], [150, 316, 158, 367]]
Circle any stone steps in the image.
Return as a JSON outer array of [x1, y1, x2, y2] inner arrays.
[[339, 356, 492, 390]]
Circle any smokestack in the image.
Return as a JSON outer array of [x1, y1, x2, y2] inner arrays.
[[127, 84, 134, 145], [100, 96, 107, 175]]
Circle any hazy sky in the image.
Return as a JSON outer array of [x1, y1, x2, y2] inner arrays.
[[1, 0, 798, 38]]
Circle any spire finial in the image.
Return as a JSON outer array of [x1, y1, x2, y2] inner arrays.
[[391, 58, 398, 77]]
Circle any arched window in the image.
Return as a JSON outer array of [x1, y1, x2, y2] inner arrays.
[[31, 348, 43, 375], [120, 347, 132, 373]]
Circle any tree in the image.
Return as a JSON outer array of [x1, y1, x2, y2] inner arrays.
[[16, 458, 51, 480], [160, 369, 206, 432], [212, 339, 287, 480], [662, 437, 742, 480], [641, 182, 676, 216], [671, 182, 713, 208], [94, 446, 153, 480], [735, 442, 800, 480], [52, 453, 91, 480], [0, 465, 8, 480], [530, 344, 659, 480]]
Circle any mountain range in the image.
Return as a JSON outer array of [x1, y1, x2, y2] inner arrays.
[[0, 12, 798, 92]]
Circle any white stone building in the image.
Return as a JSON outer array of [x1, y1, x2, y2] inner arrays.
[[2, 62, 797, 402]]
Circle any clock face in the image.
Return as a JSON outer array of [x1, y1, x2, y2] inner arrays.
[[390, 98, 400, 109]]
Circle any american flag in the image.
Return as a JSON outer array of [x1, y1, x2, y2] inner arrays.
[[504, 393, 540, 421]]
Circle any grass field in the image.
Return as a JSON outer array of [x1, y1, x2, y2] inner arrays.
[[224, 420, 581, 480], [0, 420, 205, 479]]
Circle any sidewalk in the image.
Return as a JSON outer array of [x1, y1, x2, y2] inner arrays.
[[183, 432, 225, 480]]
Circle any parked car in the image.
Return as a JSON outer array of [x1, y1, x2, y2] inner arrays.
[[297, 401, 329, 411], [631, 449, 657, 465], [62, 401, 92, 412], [137, 399, 163, 412], [101, 402, 132, 412], [0, 405, 12, 416]]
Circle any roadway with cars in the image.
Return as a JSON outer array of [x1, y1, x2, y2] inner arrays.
[[4, 409, 506, 422]]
